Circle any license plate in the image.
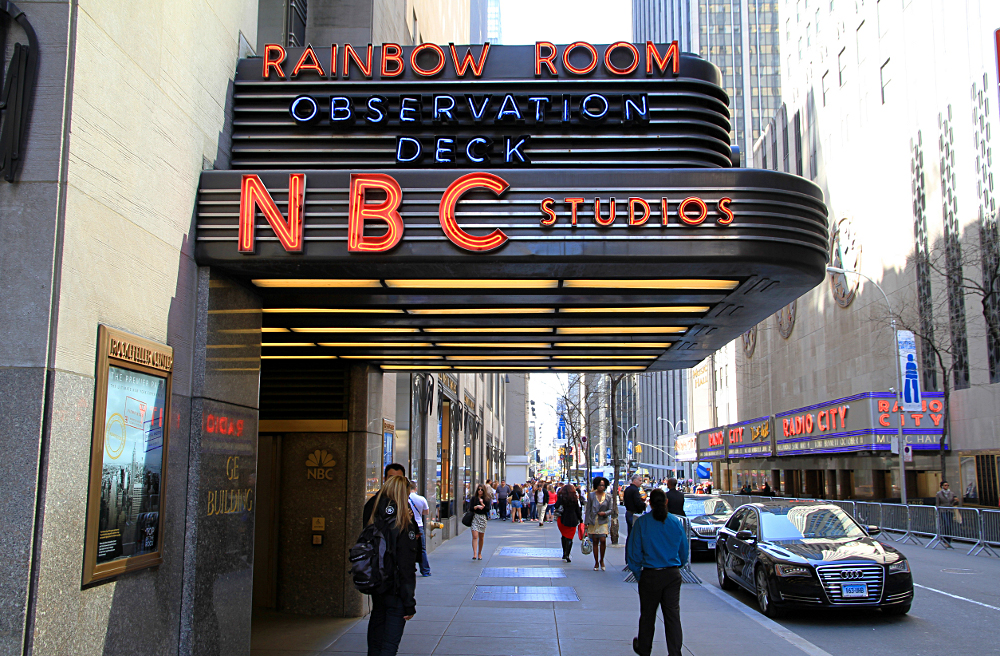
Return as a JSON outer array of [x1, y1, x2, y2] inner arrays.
[[707, 541, 716, 549], [841, 583, 868, 598]]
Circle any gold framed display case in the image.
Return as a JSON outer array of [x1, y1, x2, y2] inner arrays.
[[82, 325, 173, 585]]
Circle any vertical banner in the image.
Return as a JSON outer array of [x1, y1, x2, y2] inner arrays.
[[897, 330, 923, 412], [83, 325, 173, 585]]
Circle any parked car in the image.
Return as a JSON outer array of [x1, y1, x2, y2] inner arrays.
[[716, 501, 914, 617], [683, 495, 734, 557]]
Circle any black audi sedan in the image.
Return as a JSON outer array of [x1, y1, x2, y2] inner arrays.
[[716, 501, 914, 617], [683, 495, 734, 557]]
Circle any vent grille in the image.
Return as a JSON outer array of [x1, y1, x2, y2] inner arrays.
[[816, 564, 884, 605]]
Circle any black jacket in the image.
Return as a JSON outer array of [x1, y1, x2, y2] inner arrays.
[[623, 484, 646, 514], [363, 494, 420, 615], [554, 495, 582, 527], [666, 489, 686, 516]]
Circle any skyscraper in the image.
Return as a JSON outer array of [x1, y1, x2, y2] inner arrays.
[[633, 0, 782, 158]]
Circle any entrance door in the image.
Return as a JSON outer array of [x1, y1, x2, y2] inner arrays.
[[252, 434, 281, 609]]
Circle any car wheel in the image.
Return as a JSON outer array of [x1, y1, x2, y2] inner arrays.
[[882, 603, 911, 616], [755, 566, 782, 618], [717, 548, 736, 590]]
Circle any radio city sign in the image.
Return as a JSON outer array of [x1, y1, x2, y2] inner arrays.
[[696, 427, 726, 461], [727, 416, 774, 458]]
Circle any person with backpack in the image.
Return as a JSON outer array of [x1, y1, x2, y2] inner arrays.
[[553, 483, 582, 562], [356, 475, 420, 656]]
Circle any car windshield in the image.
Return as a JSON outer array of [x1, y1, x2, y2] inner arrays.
[[683, 498, 733, 516], [760, 506, 867, 540]]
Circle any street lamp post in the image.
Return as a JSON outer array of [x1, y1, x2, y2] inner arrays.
[[827, 265, 909, 506], [656, 417, 687, 478]]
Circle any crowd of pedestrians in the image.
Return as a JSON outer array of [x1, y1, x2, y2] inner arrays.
[[357, 468, 696, 656]]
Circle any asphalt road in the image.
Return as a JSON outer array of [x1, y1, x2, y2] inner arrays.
[[689, 538, 1000, 656]]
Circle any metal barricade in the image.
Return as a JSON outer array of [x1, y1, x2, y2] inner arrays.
[[974, 509, 1000, 557], [908, 505, 938, 542], [827, 500, 856, 517], [879, 503, 910, 541], [855, 501, 882, 527], [927, 507, 983, 551], [734, 495, 752, 506]]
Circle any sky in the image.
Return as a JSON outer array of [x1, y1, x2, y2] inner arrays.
[[500, 0, 632, 458], [499, 0, 633, 46]]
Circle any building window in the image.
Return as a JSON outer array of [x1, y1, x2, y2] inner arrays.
[[880, 58, 891, 104], [287, 0, 307, 47], [877, 0, 889, 37], [807, 23, 812, 46], [911, 132, 938, 390], [822, 70, 830, 105], [973, 74, 1000, 382], [794, 111, 803, 175], [798, 37, 803, 61], [838, 47, 847, 86], [781, 110, 790, 173], [940, 107, 972, 390]]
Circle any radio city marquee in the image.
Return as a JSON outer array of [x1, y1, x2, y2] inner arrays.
[[688, 393, 946, 462]]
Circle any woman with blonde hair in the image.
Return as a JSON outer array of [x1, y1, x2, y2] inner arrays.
[[363, 474, 421, 656]]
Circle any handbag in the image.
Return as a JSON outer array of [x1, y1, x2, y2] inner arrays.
[[462, 510, 474, 527], [580, 535, 593, 555], [577, 523, 586, 540]]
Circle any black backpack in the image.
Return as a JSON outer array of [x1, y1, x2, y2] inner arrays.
[[350, 495, 397, 595]]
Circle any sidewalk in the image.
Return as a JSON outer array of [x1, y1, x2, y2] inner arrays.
[[251, 513, 829, 656]]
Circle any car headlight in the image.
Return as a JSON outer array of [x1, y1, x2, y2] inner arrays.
[[888, 559, 910, 574], [774, 564, 812, 577]]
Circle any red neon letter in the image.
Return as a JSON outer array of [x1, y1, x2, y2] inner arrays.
[[348, 174, 404, 252], [239, 174, 305, 253], [263, 44, 286, 78], [344, 43, 373, 78], [660, 197, 669, 225], [562, 42, 598, 75], [540, 198, 557, 226], [291, 45, 326, 77], [678, 196, 708, 225], [381, 43, 404, 77], [595, 198, 617, 225], [717, 197, 734, 224], [439, 173, 509, 252], [604, 41, 639, 75], [535, 42, 557, 76], [329, 45, 338, 77], [646, 41, 680, 75], [411, 43, 446, 76], [628, 197, 650, 225], [450, 43, 491, 77], [564, 198, 584, 226]]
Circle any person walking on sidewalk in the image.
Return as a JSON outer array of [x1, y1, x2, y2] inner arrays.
[[936, 480, 958, 543], [553, 483, 582, 562], [362, 475, 421, 656], [511, 484, 524, 523], [496, 481, 511, 521], [536, 483, 549, 527], [585, 477, 616, 571], [408, 481, 431, 577], [665, 479, 685, 517], [470, 484, 491, 559], [546, 485, 557, 522], [627, 488, 688, 656]]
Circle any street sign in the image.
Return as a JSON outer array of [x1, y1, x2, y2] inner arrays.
[[627, 440, 634, 459], [606, 447, 611, 462], [897, 330, 922, 412], [903, 444, 913, 463], [890, 435, 900, 455]]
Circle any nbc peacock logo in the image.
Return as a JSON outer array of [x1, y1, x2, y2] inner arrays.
[[306, 449, 336, 480]]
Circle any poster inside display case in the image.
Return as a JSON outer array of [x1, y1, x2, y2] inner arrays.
[[83, 325, 173, 585]]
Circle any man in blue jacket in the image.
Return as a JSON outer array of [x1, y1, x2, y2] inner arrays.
[[626, 488, 688, 656]]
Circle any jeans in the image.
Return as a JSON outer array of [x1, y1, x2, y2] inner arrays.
[[498, 498, 508, 520], [625, 511, 635, 566], [368, 592, 408, 656], [939, 508, 954, 540], [529, 501, 537, 520], [635, 567, 683, 656], [418, 530, 431, 576]]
